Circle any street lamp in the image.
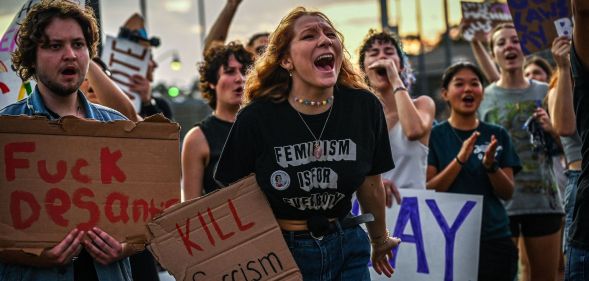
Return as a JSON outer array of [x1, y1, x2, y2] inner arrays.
[[156, 49, 182, 71]]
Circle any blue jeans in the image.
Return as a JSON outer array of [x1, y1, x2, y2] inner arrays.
[[283, 224, 371, 281], [564, 170, 581, 255], [566, 246, 589, 281]]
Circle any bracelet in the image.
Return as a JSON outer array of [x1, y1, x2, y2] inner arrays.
[[371, 230, 390, 246], [392, 86, 408, 95], [455, 156, 465, 166]]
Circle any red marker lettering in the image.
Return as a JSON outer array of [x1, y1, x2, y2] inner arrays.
[[45, 188, 71, 227], [10, 191, 40, 229], [208, 208, 234, 241], [105, 192, 129, 223], [111, 40, 148, 60], [109, 53, 141, 72], [176, 218, 203, 256], [100, 147, 126, 184], [132, 199, 149, 222], [37, 160, 67, 184], [164, 198, 180, 209], [198, 211, 215, 246], [4, 142, 34, 181], [109, 70, 133, 88], [71, 159, 91, 184], [228, 199, 255, 231], [73, 188, 99, 231]]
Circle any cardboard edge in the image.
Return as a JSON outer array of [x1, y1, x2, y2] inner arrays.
[[0, 247, 44, 256], [0, 114, 180, 140], [148, 175, 256, 224]]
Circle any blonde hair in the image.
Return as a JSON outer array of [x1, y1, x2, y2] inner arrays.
[[244, 6, 368, 104], [488, 22, 515, 53]]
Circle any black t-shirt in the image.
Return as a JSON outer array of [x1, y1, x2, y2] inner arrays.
[[570, 45, 589, 249], [214, 86, 394, 220], [198, 115, 233, 194], [428, 121, 521, 240]]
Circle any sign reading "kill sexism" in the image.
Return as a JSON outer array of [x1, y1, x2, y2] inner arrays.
[[147, 176, 302, 281]]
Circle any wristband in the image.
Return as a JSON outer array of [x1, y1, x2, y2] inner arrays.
[[371, 230, 390, 246], [455, 156, 465, 166], [484, 161, 499, 173], [392, 86, 408, 95]]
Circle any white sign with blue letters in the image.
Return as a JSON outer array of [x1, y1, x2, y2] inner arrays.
[[353, 189, 483, 281]]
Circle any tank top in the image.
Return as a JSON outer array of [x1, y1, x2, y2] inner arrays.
[[198, 115, 233, 194], [561, 133, 582, 167], [382, 122, 428, 189]]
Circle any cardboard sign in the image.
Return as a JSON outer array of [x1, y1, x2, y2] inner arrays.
[[0, 115, 180, 251], [507, 0, 572, 54], [461, 1, 512, 41], [101, 35, 150, 111], [353, 189, 483, 281], [147, 176, 302, 281]]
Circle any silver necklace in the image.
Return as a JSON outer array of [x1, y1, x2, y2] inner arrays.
[[449, 120, 478, 144], [295, 102, 334, 160], [449, 125, 466, 144]]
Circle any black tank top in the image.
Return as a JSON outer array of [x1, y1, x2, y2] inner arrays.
[[198, 115, 233, 194]]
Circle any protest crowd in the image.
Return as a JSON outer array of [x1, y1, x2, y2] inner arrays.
[[0, 0, 588, 281]]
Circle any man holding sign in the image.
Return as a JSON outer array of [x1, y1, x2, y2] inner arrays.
[[0, 1, 134, 280]]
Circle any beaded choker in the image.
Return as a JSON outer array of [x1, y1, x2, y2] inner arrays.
[[293, 95, 334, 106]]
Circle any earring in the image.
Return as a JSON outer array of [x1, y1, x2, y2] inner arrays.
[[289, 71, 292, 77]]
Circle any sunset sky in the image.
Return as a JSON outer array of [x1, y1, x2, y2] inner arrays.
[[0, 0, 490, 88]]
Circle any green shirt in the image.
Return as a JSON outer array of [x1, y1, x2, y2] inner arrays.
[[478, 80, 563, 216]]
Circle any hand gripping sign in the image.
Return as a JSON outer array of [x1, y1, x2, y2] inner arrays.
[[101, 35, 150, 111]]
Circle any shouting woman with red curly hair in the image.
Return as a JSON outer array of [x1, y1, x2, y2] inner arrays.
[[214, 6, 400, 280]]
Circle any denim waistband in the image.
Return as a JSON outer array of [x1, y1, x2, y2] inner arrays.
[[281, 213, 373, 240]]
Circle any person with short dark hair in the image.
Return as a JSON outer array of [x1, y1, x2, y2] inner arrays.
[[427, 62, 520, 281], [357, 29, 435, 204], [0, 1, 134, 280], [182, 42, 253, 199]]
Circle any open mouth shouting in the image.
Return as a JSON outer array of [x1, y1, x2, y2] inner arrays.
[[314, 53, 335, 72], [234, 86, 244, 96], [376, 68, 387, 76], [504, 51, 518, 62], [60, 65, 78, 79], [462, 95, 476, 107]]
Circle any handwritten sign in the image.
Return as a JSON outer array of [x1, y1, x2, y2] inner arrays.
[[0, 115, 180, 250], [147, 176, 302, 281], [353, 189, 483, 281], [507, 0, 571, 54], [101, 35, 149, 111], [461, 1, 512, 41]]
